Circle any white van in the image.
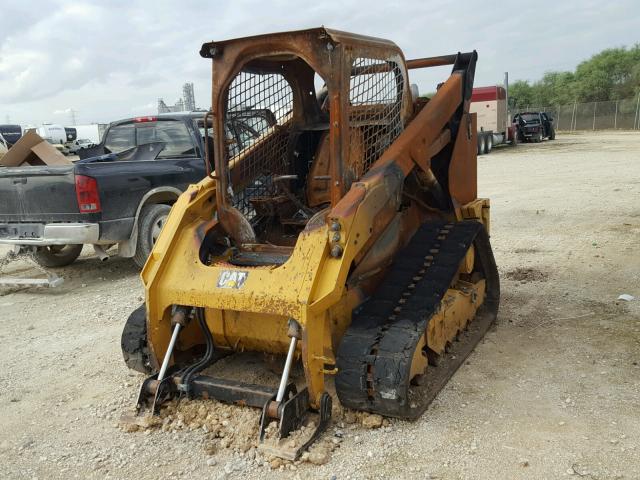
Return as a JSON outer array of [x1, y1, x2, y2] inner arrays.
[[36, 124, 67, 145]]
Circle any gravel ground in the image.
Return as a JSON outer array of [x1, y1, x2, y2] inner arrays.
[[1, 131, 639, 480]]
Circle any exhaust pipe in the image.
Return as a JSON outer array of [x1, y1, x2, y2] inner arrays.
[[93, 245, 109, 262]]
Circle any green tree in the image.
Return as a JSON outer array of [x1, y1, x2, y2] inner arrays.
[[508, 80, 535, 109], [574, 46, 640, 101], [537, 71, 576, 105], [508, 44, 640, 107]]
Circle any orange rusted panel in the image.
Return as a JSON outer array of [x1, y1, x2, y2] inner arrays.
[[448, 113, 478, 205]]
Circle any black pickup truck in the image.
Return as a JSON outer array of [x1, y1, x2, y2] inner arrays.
[[0, 110, 273, 268], [513, 112, 556, 142]]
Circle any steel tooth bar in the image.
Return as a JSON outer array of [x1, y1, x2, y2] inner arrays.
[[189, 375, 279, 408]]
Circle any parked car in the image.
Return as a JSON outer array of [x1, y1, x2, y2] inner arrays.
[[513, 112, 555, 142], [68, 138, 95, 154], [0, 110, 273, 268]]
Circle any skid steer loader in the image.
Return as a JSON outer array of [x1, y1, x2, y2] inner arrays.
[[121, 27, 499, 459]]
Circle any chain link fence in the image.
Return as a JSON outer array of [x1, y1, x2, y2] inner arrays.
[[513, 95, 640, 131]]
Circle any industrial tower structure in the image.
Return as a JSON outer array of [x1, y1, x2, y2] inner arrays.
[[158, 82, 196, 114]]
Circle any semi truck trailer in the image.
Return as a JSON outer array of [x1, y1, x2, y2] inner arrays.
[[470, 74, 517, 155]]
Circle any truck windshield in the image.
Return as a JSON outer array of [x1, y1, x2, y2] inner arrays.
[[104, 124, 135, 153], [136, 121, 196, 157], [520, 114, 540, 123], [104, 120, 196, 157]]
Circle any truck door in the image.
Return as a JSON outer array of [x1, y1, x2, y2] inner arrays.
[[540, 113, 550, 137]]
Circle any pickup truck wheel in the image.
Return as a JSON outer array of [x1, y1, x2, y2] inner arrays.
[[133, 204, 171, 268], [121, 304, 152, 374], [32, 244, 83, 268]]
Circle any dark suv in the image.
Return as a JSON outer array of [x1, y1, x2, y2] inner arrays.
[[513, 112, 555, 142]]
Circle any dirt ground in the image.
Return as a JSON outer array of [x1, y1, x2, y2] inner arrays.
[[1, 131, 639, 480]]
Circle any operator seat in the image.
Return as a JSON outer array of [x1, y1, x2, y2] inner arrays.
[[306, 129, 365, 207]]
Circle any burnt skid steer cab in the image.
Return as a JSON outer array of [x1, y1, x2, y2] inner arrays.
[[121, 27, 500, 459]]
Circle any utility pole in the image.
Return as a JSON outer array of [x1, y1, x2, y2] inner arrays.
[[69, 109, 77, 126], [504, 71, 509, 117]]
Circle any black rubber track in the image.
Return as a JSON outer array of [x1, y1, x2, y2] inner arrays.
[[121, 304, 152, 374], [335, 220, 499, 419]]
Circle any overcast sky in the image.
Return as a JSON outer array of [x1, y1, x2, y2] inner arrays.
[[1, 0, 638, 127]]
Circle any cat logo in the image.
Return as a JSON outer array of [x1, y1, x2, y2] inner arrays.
[[216, 270, 249, 289]]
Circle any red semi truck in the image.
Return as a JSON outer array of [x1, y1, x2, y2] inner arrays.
[[470, 83, 518, 155]]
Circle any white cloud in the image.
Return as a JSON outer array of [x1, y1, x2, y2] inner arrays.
[[0, 0, 638, 126]]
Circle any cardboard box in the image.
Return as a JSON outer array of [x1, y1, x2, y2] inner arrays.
[[0, 130, 71, 167]]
